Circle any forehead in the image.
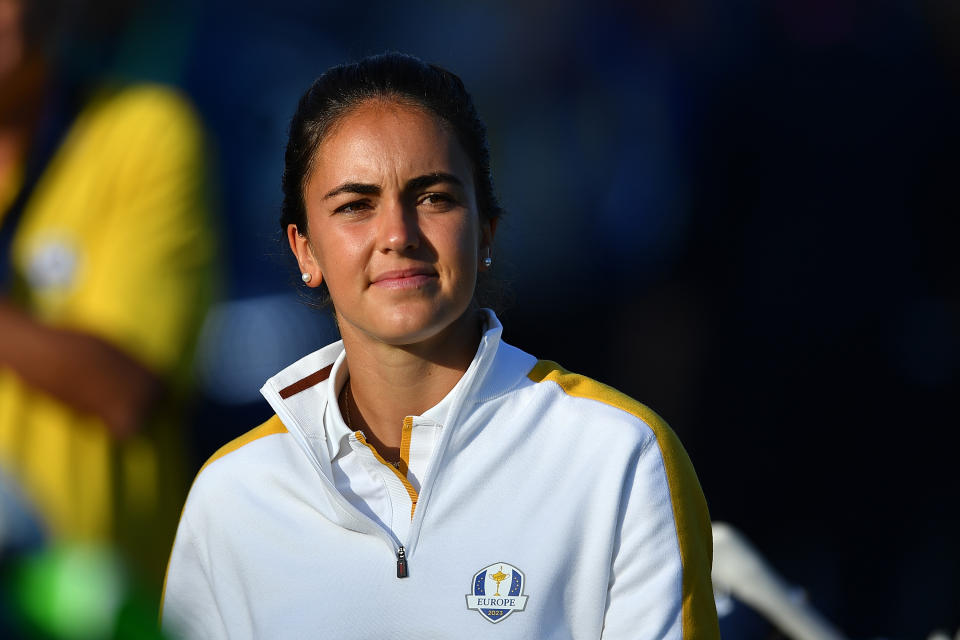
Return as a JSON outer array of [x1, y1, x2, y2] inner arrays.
[[307, 99, 473, 190]]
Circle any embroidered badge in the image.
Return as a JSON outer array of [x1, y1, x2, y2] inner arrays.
[[465, 562, 528, 624]]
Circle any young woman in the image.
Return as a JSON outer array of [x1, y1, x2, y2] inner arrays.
[[161, 53, 719, 639]]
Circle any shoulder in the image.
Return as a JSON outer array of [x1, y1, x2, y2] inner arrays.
[[198, 414, 290, 476], [523, 359, 705, 510], [179, 415, 306, 527], [81, 83, 202, 134], [526, 360, 665, 427], [65, 83, 205, 169], [525, 361, 716, 634], [173, 416, 291, 533], [184, 415, 297, 504], [524, 359, 678, 450]]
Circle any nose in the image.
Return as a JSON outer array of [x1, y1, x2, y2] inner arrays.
[[378, 199, 420, 253]]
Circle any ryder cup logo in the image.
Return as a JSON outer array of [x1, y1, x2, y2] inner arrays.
[[465, 562, 528, 623]]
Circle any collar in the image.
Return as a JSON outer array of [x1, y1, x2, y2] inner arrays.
[[260, 309, 538, 466], [322, 311, 495, 462]]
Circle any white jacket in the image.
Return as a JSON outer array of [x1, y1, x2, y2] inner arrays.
[[161, 313, 718, 639]]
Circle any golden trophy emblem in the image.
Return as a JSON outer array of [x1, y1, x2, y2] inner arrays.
[[490, 566, 508, 596], [466, 562, 529, 623]]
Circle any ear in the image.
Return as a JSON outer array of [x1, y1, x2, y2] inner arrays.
[[287, 224, 323, 287], [478, 217, 498, 271]]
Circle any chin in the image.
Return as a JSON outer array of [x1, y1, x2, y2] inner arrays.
[[375, 304, 473, 347], [374, 317, 449, 347]]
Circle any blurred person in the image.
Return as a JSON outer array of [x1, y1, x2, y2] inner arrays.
[[0, 0, 215, 590], [161, 53, 717, 639]]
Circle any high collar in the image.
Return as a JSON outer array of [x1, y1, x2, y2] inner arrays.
[[322, 331, 466, 462], [259, 310, 536, 467]]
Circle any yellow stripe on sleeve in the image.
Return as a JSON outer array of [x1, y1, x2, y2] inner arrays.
[[198, 414, 289, 475], [527, 360, 718, 639]]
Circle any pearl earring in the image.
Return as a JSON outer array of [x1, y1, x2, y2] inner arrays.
[[301, 273, 312, 284], [483, 256, 493, 268]]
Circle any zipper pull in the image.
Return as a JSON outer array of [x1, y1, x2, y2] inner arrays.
[[396, 545, 409, 578]]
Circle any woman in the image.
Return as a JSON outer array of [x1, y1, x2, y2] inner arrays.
[[161, 53, 718, 639]]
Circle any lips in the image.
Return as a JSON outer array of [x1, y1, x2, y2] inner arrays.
[[370, 267, 438, 290]]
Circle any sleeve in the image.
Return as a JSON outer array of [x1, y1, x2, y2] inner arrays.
[[601, 418, 719, 639], [160, 508, 228, 640], [60, 86, 216, 378]]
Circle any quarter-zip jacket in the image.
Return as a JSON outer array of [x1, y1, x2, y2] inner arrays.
[[161, 312, 719, 639]]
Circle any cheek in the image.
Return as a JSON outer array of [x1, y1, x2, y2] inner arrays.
[[448, 217, 481, 265], [314, 230, 365, 275]]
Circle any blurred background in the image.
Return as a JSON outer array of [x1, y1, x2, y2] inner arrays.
[[1, 0, 958, 637]]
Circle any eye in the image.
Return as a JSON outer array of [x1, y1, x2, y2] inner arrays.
[[334, 199, 372, 214], [417, 192, 457, 210]]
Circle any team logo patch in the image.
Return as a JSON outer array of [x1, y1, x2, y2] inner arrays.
[[465, 562, 528, 623], [25, 239, 78, 291]]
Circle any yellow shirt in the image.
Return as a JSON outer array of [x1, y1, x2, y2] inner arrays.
[[0, 84, 215, 584]]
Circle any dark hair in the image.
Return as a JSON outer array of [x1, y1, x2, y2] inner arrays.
[[280, 52, 503, 306]]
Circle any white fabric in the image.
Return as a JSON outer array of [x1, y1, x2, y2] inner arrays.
[[318, 331, 475, 541], [162, 310, 708, 639]]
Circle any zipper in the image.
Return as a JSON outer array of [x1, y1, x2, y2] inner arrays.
[[396, 545, 409, 578], [267, 398, 410, 580], [264, 341, 497, 583]]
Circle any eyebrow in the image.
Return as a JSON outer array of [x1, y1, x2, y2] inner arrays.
[[322, 182, 380, 200], [406, 172, 464, 193], [322, 172, 464, 200]]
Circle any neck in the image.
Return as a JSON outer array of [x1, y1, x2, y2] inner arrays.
[[0, 54, 48, 191], [338, 308, 484, 449], [0, 127, 27, 193]]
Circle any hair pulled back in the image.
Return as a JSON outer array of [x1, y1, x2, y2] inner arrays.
[[281, 52, 502, 239]]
